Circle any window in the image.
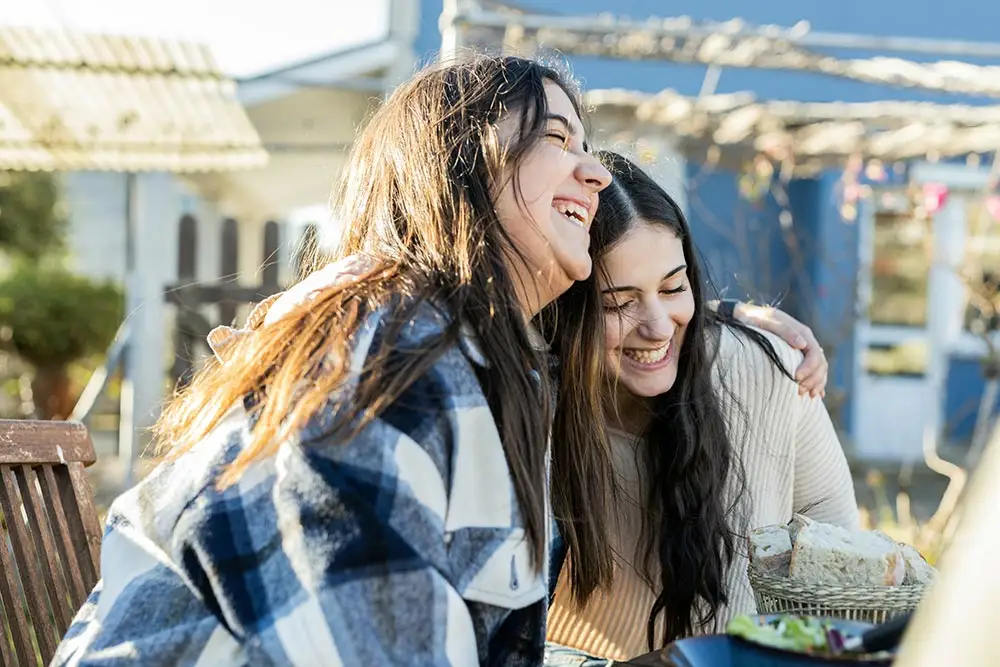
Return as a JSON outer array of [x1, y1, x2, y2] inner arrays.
[[869, 208, 932, 328], [863, 340, 929, 377]]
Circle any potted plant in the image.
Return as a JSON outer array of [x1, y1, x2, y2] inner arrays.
[[0, 264, 123, 419]]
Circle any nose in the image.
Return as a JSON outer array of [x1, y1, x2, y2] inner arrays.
[[576, 153, 612, 192], [637, 301, 676, 342]]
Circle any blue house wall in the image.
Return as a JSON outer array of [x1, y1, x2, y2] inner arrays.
[[412, 0, 1000, 443]]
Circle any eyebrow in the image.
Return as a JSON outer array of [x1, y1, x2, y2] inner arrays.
[[601, 264, 687, 294], [545, 113, 589, 152]]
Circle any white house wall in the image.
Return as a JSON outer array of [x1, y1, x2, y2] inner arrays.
[[62, 172, 130, 282], [250, 87, 373, 147], [191, 87, 378, 222]]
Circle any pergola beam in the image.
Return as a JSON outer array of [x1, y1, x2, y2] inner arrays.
[[454, 8, 1000, 99], [587, 89, 1000, 171]]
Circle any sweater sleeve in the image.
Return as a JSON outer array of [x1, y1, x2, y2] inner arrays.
[[792, 392, 861, 529], [716, 325, 859, 530]]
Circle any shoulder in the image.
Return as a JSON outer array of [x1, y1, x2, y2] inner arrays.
[[350, 298, 491, 422], [356, 296, 486, 373], [716, 323, 801, 381], [100, 406, 267, 588], [96, 298, 496, 603], [713, 324, 802, 408]]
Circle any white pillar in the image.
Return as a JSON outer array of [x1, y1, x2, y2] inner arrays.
[[440, 0, 469, 60], [277, 219, 301, 287], [925, 196, 966, 455], [122, 172, 178, 479], [386, 0, 419, 88]]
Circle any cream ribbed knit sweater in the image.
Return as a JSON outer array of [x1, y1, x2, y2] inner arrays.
[[546, 325, 860, 661]]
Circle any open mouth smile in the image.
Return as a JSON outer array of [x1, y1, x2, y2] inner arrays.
[[621, 341, 671, 367]]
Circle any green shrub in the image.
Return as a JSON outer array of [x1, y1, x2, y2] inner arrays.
[[0, 264, 123, 369]]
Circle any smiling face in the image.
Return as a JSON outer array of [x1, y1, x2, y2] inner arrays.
[[493, 80, 612, 317], [600, 221, 696, 399]]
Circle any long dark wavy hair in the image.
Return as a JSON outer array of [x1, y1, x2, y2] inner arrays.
[[549, 151, 792, 647], [157, 55, 588, 570]]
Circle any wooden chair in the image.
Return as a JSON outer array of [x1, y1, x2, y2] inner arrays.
[[0, 420, 103, 667]]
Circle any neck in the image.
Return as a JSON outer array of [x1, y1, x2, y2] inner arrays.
[[507, 273, 550, 353], [507, 258, 570, 321], [512, 273, 550, 321], [606, 385, 654, 435]]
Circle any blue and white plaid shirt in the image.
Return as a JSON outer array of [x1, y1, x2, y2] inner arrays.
[[54, 300, 551, 666]]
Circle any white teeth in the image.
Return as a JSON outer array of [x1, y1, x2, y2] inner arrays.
[[622, 343, 670, 365], [554, 201, 588, 226]]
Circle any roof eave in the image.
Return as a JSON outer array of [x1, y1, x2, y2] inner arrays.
[[236, 39, 401, 107]]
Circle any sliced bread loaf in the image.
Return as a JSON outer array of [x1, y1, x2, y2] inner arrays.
[[872, 530, 906, 585], [748, 525, 793, 576], [789, 522, 904, 586], [899, 544, 937, 585], [787, 513, 815, 542]]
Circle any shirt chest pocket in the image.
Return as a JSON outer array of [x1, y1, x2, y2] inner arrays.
[[442, 404, 547, 610], [447, 527, 547, 610]]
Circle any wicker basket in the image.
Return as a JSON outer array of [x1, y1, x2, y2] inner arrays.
[[747, 565, 926, 624]]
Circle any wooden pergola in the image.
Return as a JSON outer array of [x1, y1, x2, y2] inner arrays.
[[586, 89, 1000, 175], [441, 3, 1000, 170]]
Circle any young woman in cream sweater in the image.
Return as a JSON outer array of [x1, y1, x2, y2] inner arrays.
[[545, 152, 859, 663]]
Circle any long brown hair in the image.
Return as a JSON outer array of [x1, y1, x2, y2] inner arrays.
[[552, 152, 790, 646], [155, 54, 585, 568]]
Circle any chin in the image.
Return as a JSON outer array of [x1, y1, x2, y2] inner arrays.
[[624, 379, 675, 398], [564, 257, 593, 281], [622, 367, 679, 399]]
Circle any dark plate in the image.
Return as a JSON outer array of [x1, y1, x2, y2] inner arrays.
[[624, 615, 894, 667]]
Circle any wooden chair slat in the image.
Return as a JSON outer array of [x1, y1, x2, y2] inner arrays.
[[40, 466, 87, 608], [56, 464, 102, 591], [0, 518, 32, 667], [0, 468, 55, 663], [0, 613, 12, 667], [16, 466, 73, 633], [0, 422, 94, 466]]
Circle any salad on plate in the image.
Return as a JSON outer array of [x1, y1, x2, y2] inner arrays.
[[726, 614, 854, 655]]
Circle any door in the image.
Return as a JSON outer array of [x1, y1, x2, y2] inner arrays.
[[853, 181, 965, 460]]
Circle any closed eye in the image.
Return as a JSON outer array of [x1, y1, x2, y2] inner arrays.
[[603, 300, 633, 313], [605, 287, 684, 312], [546, 132, 569, 148]]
